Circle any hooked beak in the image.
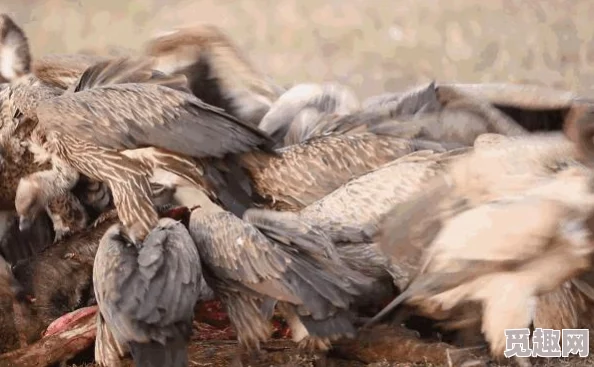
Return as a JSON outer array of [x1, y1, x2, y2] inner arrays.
[[18, 216, 32, 232]]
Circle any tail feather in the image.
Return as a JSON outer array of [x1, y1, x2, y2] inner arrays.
[[128, 339, 188, 367]]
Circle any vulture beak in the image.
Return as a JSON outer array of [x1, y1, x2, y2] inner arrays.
[[18, 216, 32, 232]]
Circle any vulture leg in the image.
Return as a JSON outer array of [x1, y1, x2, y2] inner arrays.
[[95, 312, 128, 367]]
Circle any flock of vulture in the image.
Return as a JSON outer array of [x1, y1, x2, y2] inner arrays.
[[1, 11, 594, 367]]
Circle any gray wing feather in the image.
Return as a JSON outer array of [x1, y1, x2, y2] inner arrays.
[[189, 210, 371, 316], [37, 83, 274, 159], [188, 211, 291, 285], [93, 218, 201, 345], [242, 209, 339, 261]]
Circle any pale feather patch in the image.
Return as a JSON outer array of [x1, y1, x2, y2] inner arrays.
[[0, 32, 23, 80], [150, 52, 198, 75], [0, 33, 19, 80], [27, 138, 52, 165]]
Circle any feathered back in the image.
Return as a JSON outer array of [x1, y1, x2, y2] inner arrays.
[[144, 24, 283, 126], [258, 82, 361, 147], [70, 57, 190, 94], [0, 14, 31, 82], [32, 53, 110, 90]]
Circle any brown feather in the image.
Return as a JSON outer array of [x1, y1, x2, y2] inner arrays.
[[242, 133, 449, 211], [32, 53, 110, 90], [370, 132, 594, 359], [145, 24, 283, 126]]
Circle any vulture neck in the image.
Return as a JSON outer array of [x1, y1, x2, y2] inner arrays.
[[32, 166, 79, 206]]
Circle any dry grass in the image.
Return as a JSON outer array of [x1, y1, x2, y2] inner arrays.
[[2, 0, 594, 99]]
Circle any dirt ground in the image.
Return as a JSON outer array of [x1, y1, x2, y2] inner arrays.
[[1, 1, 594, 366], [66, 301, 594, 367], [2, 0, 594, 99]]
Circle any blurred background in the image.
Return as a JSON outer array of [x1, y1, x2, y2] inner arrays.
[[1, 0, 593, 99]]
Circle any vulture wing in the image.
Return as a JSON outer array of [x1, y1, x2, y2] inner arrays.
[[37, 83, 273, 158], [93, 218, 201, 346], [189, 210, 369, 315], [37, 58, 274, 158]]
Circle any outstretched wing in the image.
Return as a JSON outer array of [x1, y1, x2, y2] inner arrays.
[[70, 57, 190, 94], [37, 58, 275, 159], [93, 218, 201, 345], [189, 210, 367, 315], [189, 210, 301, 303]]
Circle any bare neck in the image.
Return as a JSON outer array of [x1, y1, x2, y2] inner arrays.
[[33, 165, 79, 205]]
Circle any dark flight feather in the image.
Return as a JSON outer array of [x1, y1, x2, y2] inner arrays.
[[38, 82, 275, 159], [93, 217, 201, 365]]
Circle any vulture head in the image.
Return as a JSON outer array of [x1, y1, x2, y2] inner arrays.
[[15, 176, 45, 231]]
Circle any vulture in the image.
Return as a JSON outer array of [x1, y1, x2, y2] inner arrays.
[[291, 148, 471, 313], [0, 14, 115, 240], [239, 131, 449, 211], [366, 114, 594, 361], [321, 81, 589, 153], [257, 82, 360, 147], [13, 56, 274, 244], [3, 187, 179, 349], [142, 26, 459, 211], [187, 203, 374, 360], [144, 24, 284, 127], [368, 178, 594, 361], [437, 82, 594, 133], [93, 207, 203, 367], [315, 81, 530, 149], [14, 56, 457, 244]]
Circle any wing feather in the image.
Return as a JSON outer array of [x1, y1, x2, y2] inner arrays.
[[37, 83, 274, 158], [189, 210, 370, 313], [93, 218, 201, 345], [70, 57, 189, 94]]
